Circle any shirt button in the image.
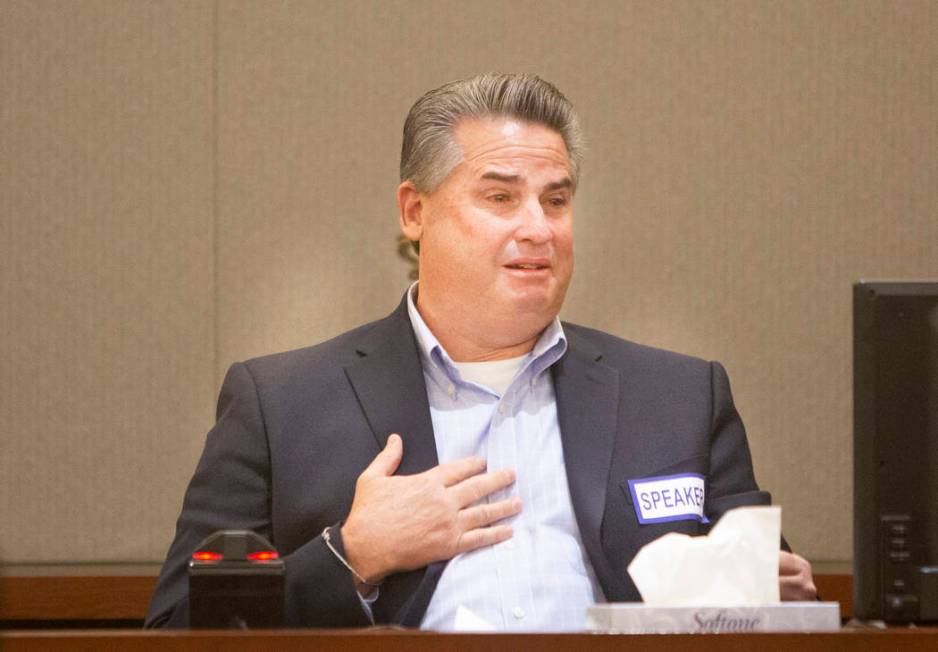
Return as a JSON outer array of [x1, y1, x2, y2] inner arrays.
[[447, 383, 455, 397], [498, 404, 505, 414], [502, 540, 515, 551], [512, 606, 525, 620]]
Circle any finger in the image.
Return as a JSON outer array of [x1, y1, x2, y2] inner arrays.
[[450, 468, 516, 507], [454, 524, 514, 555], [778, 551, 817, 601], [434, 455, 487, 487], [361, 433, 403, 478], [779, 551, 808, 576], [780, 574, 817, 601], [459, 497, 523, 531]]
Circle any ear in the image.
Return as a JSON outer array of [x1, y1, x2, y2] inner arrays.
[[398, 181, 425, 242]]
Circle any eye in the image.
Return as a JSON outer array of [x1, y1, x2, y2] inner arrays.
[[546, 196, 568, 207], [489, 193, 511, 203]]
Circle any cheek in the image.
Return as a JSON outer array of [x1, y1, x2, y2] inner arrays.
[[427, 216, 497, 273], [434, 202, 484, 239], [554, 224, 574, 258], [456, 212, 513, 254]]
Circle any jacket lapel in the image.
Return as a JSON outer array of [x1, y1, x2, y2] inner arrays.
[[343, 297, 441, 624], [552, 327, 623, 598], [344, 298, 439, 474]]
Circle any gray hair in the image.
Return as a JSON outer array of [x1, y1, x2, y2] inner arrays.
[[400, 73, 584, 194]]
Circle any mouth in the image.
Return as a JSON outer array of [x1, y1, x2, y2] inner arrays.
[[504, 259, 550, 271], [506, 263, 548, 270]]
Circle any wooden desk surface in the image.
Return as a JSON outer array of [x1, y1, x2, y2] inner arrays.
[[0, 573, 853, 621], [3, 628, 938, 652]]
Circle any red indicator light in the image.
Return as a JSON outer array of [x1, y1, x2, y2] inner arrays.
[[247, 551, 279, 561], [192, 551, 223, 561]]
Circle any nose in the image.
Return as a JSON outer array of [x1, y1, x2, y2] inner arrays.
[[514, 197, 552, 245]]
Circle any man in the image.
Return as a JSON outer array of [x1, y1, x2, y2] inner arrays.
[[146, 73, 815, 631]]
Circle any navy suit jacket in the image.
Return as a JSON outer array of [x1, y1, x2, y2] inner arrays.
[[145, 297, 771, 628]]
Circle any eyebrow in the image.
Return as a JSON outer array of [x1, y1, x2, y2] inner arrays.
[[480, 172, 521, 184], [544, 178, 573, 192], [479, 171, 573, 192]]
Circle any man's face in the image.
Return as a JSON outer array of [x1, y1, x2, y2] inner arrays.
[[402, 117, 574, 352]]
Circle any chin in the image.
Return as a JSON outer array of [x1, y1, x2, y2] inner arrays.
[[504, 293, 562, 323]]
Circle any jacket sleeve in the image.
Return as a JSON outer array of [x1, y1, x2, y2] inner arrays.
[[704, 361, 771, 522], [704, 361, 790, 551], [144, 362, 370, 628]]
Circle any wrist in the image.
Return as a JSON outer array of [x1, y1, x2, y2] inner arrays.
[[337, 522, 387, 585]]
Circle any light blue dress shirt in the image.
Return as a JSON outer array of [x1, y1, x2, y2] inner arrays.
[[407, 285, 605, 632]]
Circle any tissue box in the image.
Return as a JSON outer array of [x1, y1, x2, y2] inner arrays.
[[586, 602, 840, 634]]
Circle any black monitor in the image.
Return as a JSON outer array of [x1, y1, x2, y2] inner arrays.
[[853, 280, 938, 623]]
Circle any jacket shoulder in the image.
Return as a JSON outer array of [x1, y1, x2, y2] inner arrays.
[[245, 320, 378, 372], [235, 302, 410, 392], [561, 321, 712, 374]]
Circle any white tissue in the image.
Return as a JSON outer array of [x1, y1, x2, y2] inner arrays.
[[627, 506, 781, 606]]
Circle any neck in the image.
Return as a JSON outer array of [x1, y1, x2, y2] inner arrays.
[[414, 293, 545, 363]]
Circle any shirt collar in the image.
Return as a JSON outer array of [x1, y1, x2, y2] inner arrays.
[[405, 282, 567, 383]]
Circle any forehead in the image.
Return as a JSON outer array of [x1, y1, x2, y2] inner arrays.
[[451, 117, 571, 180]]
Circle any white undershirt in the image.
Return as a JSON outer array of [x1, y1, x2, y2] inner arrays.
[[454, 355, 528, 397]]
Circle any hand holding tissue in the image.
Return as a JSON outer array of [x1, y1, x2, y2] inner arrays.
[[628, 505, 781, 606], [586, 506, 839, 633]]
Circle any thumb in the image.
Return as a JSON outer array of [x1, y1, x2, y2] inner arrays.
[[362, 433, 403, 478]]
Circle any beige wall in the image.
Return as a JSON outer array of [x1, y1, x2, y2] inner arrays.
[[2, 0, 936, 567], [1, 0, 216, 563]]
